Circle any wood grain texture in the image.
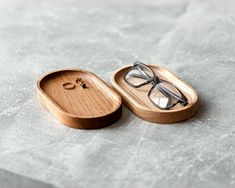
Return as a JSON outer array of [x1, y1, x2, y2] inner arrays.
[[112, 64, 199, 124], [37, 69, 122, 129]]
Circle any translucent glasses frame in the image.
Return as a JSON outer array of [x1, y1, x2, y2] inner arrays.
[[123, 62, 188, 110]]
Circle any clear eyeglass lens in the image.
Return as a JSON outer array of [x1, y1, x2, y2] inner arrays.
[[149, 81, 182, 109], [125, 64, 154, 86]]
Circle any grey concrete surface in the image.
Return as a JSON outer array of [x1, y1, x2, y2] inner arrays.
[[0, 168, 56, 188], [0, 0, 235, 187]]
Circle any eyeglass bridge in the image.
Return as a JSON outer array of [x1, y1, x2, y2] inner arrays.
[[149, 76, 160, 85]]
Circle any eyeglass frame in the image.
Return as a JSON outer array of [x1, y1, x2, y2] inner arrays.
[[123, 61, 188, 109]]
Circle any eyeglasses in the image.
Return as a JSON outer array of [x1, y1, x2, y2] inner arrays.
[[123, 61, 188, 110]]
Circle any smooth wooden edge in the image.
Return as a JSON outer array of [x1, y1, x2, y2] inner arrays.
[[111, 64, 199, 124], [36, 68, 122, 129]]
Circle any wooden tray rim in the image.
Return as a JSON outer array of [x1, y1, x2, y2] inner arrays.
[[111, 64, 199, 114], [37, 68, 122, 119]]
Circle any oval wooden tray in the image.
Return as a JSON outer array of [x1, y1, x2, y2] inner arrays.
[[37, 69, 122, 129], [112, 64, 199, 124]]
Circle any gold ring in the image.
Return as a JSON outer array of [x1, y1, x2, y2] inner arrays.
[[63, 82, 75, 90]]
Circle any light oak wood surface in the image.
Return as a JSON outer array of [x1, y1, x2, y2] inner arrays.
[[112, 64, 199, 124], [37, 69, 122, 129]]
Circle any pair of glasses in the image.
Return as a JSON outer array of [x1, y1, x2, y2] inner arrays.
[[124, 62, 188, 110]]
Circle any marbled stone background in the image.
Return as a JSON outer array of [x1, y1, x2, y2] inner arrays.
[[0, 0, 235, 188]]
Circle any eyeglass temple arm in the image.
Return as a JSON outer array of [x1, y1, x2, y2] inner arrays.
[[157, 86, 172, 104], [159, 85, 188, 106], [136, 66, 152, 79], [130, 64, 159, 81], [128, 73, 160, 85], [128, 73, 151, 80]]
